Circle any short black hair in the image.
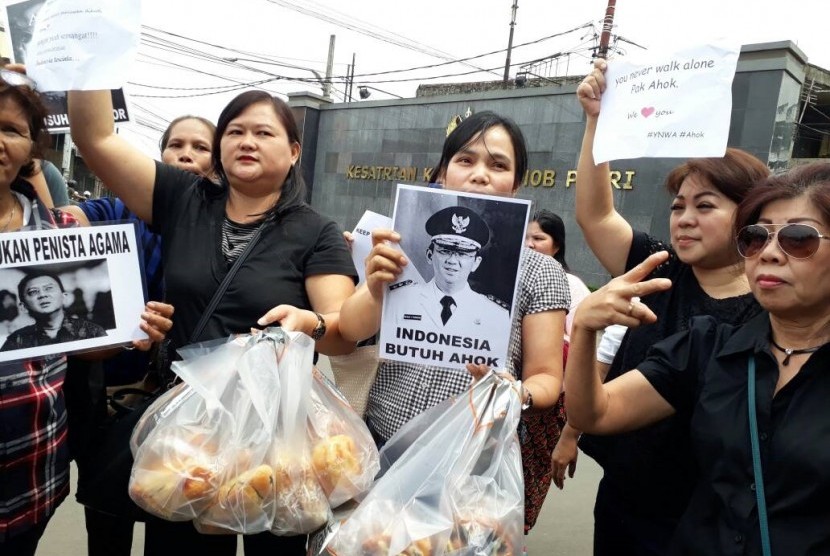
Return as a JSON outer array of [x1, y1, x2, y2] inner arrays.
[[18, 271, 65, 302], [532, 209, 569, 271]]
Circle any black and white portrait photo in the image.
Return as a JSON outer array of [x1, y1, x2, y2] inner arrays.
[[0, 260, 113, 353], [380, 184, 530, 369], [0, 224, 149, 362]]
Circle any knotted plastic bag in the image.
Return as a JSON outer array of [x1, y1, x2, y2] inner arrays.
[[321, 372, 524, 556]]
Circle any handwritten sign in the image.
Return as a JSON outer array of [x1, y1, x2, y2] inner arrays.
[[0, 223, 148, 362], [378, 185, 529, 370], [23, 0, 141, 91], [593, 41, 740, 163]]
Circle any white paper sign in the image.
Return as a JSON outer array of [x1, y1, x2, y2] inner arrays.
[[378, 185, 530, 371], [24, 0, 141, 91], [593, 41, 741, 163], [350, 210, 392, 286], [0, 223, 148, 362]]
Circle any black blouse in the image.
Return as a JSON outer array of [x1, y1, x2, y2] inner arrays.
[[580, 231, 762, 517], [639, 312, 830, 555]]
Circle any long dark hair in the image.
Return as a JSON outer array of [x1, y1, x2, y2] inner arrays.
[[429, 111, 528, 191], [532, 209, 569, 271], [212, 91, 306, 218]]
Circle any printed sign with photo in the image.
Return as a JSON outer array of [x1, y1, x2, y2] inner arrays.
[[378, 184, 530, 370], [0, 223, 148, 362]]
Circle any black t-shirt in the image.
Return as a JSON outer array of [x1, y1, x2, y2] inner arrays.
[[151, 162, 356, 351], [580, 231, 762, 517], [639, 313, 830, 555]]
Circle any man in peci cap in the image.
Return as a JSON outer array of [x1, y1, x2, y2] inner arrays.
[[392, 206, 509, 333]]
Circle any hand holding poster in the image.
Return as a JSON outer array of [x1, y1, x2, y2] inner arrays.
[[593, 41, 741, 163], [378, 185, 529, 370], [0, 224, 148, 362], [23, 0, 141, 91]]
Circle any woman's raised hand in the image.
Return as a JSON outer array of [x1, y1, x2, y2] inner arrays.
[[576, 59, 607, 119], [573, 251, 673, 332]]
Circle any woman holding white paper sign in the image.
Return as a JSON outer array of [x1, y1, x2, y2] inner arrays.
[[68, 85, 357, 554], [0, 69, 173, 556], [572, 59, 769, 555], [339, 110, 571, 532]]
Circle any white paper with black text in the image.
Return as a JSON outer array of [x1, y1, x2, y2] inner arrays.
[[593, 41, 740, 163], [0, 223, 148, 362]]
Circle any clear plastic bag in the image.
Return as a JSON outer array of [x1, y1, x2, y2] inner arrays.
[[129, 328, 379, 535], [321, 372, 524, 556]]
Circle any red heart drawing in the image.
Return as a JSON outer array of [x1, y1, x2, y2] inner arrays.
[[641, 106, 655, 118]]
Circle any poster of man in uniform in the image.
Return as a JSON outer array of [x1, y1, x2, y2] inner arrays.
[[379, 184, 530, 370], [0, 223, 148, 362], [2, 0, 131, 132]]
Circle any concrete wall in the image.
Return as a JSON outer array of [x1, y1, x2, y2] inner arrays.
[[291, 42, 807, 288]]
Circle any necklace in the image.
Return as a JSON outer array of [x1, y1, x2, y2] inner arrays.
[[769, 338, 824, 366], [0, 195, 17, 233]]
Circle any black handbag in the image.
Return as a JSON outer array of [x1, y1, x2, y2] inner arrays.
[[73, 223, 267, 520]]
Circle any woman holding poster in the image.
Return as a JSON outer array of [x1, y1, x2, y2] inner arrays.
[[339, 111, 571, 532], [0, 69, 172, 556], [572, 59, 769, 555], [67, 86, 357, 554]]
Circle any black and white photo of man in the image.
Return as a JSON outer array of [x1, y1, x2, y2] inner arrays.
[[391, 205, 510, 332], [1, 271, 107, 351], [5, 0, 45, 64]]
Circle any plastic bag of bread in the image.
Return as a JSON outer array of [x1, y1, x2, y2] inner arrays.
[[130, 331, 284, 528], [319, 372, 523, 556], [308, 368, 380, 508]]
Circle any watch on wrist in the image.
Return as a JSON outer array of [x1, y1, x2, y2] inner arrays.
[[310, 311, 327, 341], [521, 384, 534, 411]]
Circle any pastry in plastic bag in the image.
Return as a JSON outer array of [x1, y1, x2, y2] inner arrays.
[[271, 456, 329, 534], [362, 534, 433, 556], [195, 464, 275, 534], [311, 434, 362, 497], [129, 431, 218, 520]]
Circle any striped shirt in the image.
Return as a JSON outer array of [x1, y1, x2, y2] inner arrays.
[[366, 248, 571, 442], [1, 179, 77, 541]]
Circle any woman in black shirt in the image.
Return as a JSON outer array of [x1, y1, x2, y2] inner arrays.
[[566, 161, 830, 555], [67, 89, 357, 555], [569, 59, 770, 555]]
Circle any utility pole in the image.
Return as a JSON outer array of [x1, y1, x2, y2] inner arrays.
[[347, 52, 356, 102], [324, 34, 335, 100], [597, 0, 616, 59], [502, 0, 519, 84]]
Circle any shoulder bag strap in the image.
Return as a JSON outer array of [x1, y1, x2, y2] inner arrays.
[[188, 221, 268, 343], [748, 356, 773, 556]]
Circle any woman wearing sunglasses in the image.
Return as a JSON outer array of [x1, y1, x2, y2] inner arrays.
[[564, 161, 830, 555], [571, 59, 771, 555]]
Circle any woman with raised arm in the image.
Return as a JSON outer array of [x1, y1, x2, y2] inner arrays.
[[68, 88, 357, 555], [572, 59, 770, 555], [566, 161, 830, 555]]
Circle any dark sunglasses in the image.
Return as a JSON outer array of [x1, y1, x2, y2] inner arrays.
[[736, 223, 830, 259]]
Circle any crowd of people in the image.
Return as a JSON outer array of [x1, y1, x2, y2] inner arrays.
[[0, 49, 827, 556]]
